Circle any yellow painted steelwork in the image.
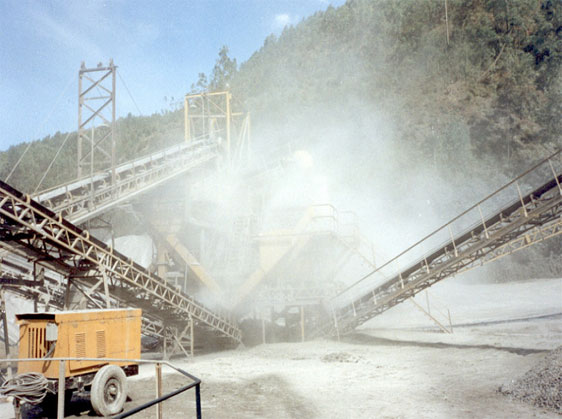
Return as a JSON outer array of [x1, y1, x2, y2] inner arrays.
[[165, 234, 223, 294], [16, 308, 141, 379], [184, 90, 250, 168], [232, 208, 316, 308]]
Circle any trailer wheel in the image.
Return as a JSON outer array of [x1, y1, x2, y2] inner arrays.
[[90, 365, 127, 416]]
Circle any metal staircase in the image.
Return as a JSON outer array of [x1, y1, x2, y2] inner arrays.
[[0, 179, 242, 343], [314, 150, 562, 337]]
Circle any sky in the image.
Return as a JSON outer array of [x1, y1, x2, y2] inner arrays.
[[0, 0, 346, 152]]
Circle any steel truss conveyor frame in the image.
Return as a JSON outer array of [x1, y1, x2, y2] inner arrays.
[[0, 180, 242, 342], [34, 139, 217, 225], [0, 259, 167, 341], [316, 149, 562, 337]]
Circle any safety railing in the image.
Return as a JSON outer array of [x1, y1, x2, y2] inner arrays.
[[34, 136, 214, 203], [259, 205, 358, 238], [0, 357, 202, 419], [0, 179, 242, 342], [334, 149, 562, 305], [34, 140, 217, 225], [298, 206, 378, 268], [254, 286, 340, 305], [313, 149, 562, 336]]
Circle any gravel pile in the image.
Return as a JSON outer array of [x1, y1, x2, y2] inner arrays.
[[499, 346, 561, 413]]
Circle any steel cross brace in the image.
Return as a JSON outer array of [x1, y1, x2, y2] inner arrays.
[[312, 168, 562, 338], [35, 141, 217, 225], [337, 197, 562, 333], [0, 180, 242, 342]]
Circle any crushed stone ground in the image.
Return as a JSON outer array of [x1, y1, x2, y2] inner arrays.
[[499, 345, 561, 413]]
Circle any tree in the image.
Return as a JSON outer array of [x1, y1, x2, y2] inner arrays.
[[190, 72, 208, 93], [209, 46, 238, 91]]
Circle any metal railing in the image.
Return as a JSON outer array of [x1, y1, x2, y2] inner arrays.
[[0, 357, 202, 419], [0, 179, 242, 342], [34, 139, 217, 225], [311, 149, 562, 337]]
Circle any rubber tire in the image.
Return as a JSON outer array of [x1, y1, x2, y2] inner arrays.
[[90, 365, 127, 416]]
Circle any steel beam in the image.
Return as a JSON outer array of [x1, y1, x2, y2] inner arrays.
[[312, 151, 562, 337], [35, 141, 217, 225], [0, 180, 242, 342]]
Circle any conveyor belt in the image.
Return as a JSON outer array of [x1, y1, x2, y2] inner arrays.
[[34, 140, 217, 225], [0, 261, 166, 341], [0, 179, 242, 342], [313, 150, 562, 337]]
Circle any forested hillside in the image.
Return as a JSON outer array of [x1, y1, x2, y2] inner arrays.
[[219, 0, 562, 280], [1, 0, 560, 194], [0, 110, 183, 192], [1, 0, 560, 279], [229, 0, 560, 175]]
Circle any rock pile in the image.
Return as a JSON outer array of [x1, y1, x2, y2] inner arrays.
[[499, 345, 561, 413]]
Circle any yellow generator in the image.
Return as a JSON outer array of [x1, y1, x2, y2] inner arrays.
[[16, 308, 141, 416]]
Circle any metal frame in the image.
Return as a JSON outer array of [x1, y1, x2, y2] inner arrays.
[[35, 140, 217, 225], [0, 266, 184, 352], [1, 255, 197, 356], [0, 180, 242, 342], [1, 259, 204, 358], [327, 216, 454, 333], [314, 150, 562, 337], [0, 254, 67, 311], [184, 91, 250, 169], [150, 227, 223, 295], [236, 205, 379, 309], [78, 60, 117, 183]]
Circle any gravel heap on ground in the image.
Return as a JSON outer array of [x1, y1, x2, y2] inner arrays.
[[321, 352, 362, 363], [499, 346, 561, 413]]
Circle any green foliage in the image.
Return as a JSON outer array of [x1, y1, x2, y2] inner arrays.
[[209, 46, 238, 91], [190, 72, 208, 93], [1, 0, 559, 195], [0, 108, 183, 194], [230, 0, 560, 174]]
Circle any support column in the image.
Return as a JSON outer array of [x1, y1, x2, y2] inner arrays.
[[1, 290, 12, 378], [77, 60, 117, 182], [190, 316, 194, 358], [155, 363, 163, 419], [63, 278, 71, 310], [99, 264, 111, 309], [156, 242, 168, 280], [57, 360, 66, 419], [300, 305, 305, 343], [226, 91, 231, 164]]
